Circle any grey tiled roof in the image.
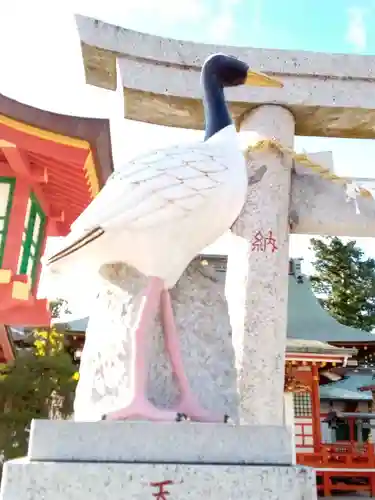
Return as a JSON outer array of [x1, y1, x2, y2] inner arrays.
[[54, 275, 375, 345], [287, 276, 375, 343], [54, 317, 354, 357], [286, 338, 355, 357], [53, 317, 89, 332], [320, 372, 374, 401]]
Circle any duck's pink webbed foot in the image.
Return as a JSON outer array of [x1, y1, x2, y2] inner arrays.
[[102, 278, 230, 423], [103, 399, 186, 422], [161, 289, 230, 423], [102, 277, 184, 423]]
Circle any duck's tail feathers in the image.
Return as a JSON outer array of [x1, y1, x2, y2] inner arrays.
[[39, 226, 107, 309], [47, 227, 105, 266]]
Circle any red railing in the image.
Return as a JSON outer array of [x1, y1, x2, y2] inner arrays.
[[315, 470, 375, 496], [298, 443, 375, 496], [297, 442, 375, 468]]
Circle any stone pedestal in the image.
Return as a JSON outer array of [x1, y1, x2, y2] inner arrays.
[[74, 258, 238, 422], [0, 420, 316, 500]]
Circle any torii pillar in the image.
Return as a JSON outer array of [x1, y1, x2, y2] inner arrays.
[[227, 105, 295, 426]]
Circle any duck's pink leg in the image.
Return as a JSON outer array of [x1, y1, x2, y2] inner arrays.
[[160, 289, 228, 422], [104, 277, 182, 422]]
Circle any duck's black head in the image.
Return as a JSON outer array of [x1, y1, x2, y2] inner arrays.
[[202, 54, 249, 87], [202, 53, 249, 88], [201, 53, 283, 141], [202, 52, 284, 89]]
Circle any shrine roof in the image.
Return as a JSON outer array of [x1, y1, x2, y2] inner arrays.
[[6, 256, 372, 356], [50, 261, 374, 347], [320, 372, 374, 401], [287, 274, 375, 344], [52, 316, 88, 332], [0, 92, 114, 228], [51, 317, 354, 359], [286, 338, 354, 357]]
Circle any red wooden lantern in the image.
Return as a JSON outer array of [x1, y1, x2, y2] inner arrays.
[[0, 93, 113, 326]]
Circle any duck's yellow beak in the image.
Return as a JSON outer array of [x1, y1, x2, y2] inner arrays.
[[245, 70, 284, 88]]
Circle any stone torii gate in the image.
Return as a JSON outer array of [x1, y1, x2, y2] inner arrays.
[[73, 14, 375, 429], [5, 13, 375, 500]]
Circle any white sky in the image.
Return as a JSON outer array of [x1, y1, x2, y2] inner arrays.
[[0, 0, 374, 294]]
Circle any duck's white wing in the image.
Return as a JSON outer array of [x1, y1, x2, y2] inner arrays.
[[47, 140, 234, 265], [73, 141, 231, 232]]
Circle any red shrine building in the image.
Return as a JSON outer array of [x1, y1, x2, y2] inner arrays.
[[0, 92, 113, 330], [287, 258, 375, 496]]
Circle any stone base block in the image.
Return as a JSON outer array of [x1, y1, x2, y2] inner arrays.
[[1, 460, 316, 500], [28, 419, 293, 464]]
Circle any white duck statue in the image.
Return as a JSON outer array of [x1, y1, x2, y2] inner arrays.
[[46, 53, 283, 422]]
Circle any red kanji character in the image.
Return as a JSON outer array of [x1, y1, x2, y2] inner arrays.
[[251, 230, 278, 253], [264, 230, 278, 253], [150, 480, 173, 500], [251, 230, 266, 252]]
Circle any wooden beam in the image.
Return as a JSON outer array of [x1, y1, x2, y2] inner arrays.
[[2, 145, 32, 177], [31, 164, 49, 184], [0, 140, 15, 148], [2, 146, 47, 183], [311, 364, 322, 452], [46, 177, 90, 197], [0, 160, 14, 176], [50, 209, 66, 223], [1, 146, 53, 216]]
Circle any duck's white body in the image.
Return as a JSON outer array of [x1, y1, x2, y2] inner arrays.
[[44, 52, 283, 423], [46, 125, 247, 290]]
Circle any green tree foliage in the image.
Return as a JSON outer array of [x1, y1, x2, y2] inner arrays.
[[0, 301, 78, 470], [310, 237, 375, 332], [49, 298, 70, 319]]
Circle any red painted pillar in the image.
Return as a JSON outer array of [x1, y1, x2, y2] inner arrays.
[[349, 418, 355, 443], [33, 216, 51, 293], [0, 324, 13, 362], [323, 472, 331, 497], [2, 178, 30, 272], [370, 472, 375, 497], [311, 364, 322, 451]]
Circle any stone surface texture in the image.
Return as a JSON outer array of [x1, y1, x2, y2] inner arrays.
[[226, 105, 295, 426], [74, 259, 238, 421], [28, 420, 293, 464], [1, 460, 316, 500], [291, 172, 375, 237], [76, 14, 375, 138]]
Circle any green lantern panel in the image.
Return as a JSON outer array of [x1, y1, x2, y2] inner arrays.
[[0, 177, 16, 267], [17, 193, 46, 289]]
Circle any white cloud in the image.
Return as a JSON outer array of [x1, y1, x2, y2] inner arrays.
[[347, 7, 367, 51], [207, 0, 242, 43], [248, 0, 263, 37], [77, 0, 241, 44], [207, 0, 263, 45], [208, 15, 235, 43], [77, 0, 208, 26]]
